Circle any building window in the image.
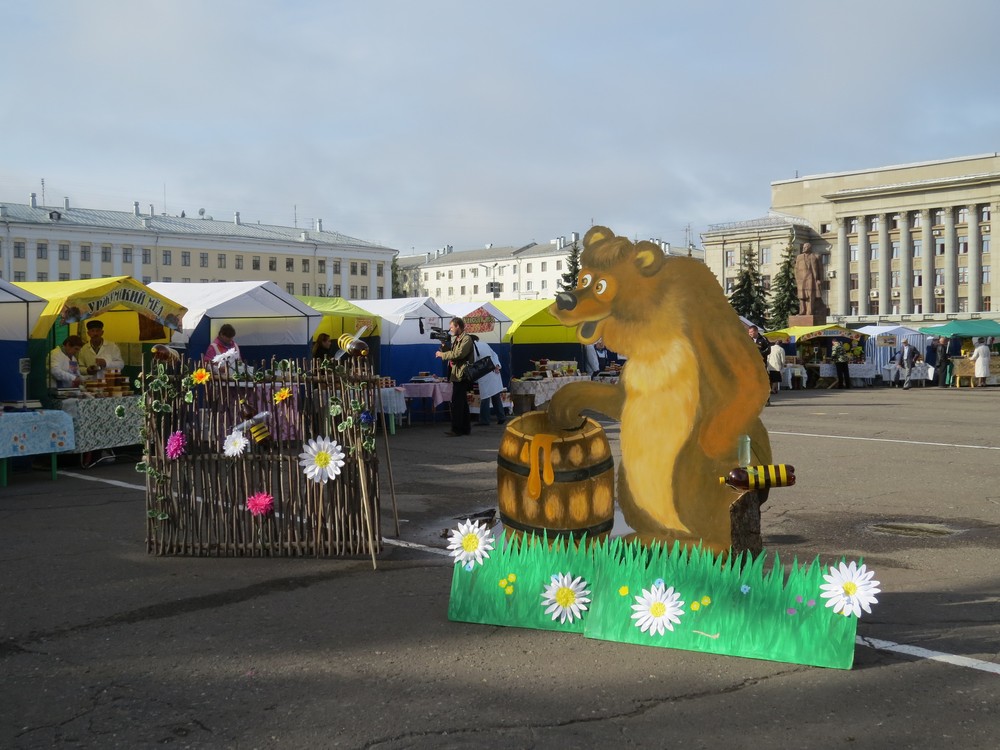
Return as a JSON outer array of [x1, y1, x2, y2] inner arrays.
[[252, 256, 261, 270], [422, 272, 429, 282], [123, 248, 133, 263], [435, 287, 441, 297], [351, 285, 358, 298], [982, 235, 991, 254], [318, 259, 326, 274], [376, 263, 384, 277], [870, 216, 880, 232], [870, 243, 879, 261], [181, 251, 191, 266], [849, 273, 859, 290], [890, 270, 901, 287], [269, 257, 277, 272], [58, 243, 69, 260], [182, 278, 190, 283], [982, 206, 991, 222], [960, 207, 972, 223], [235, 255, 243, 270], [360, 286, 369, 298], [217, 254, 226, 269], [958, 266, 969, 284], [869, 272, 879, 288], [512, 282, 519, 292], [913, 270, 922, 287], [377, 286, 384, 299], [935, 240, 945, 256], [958, 236, 969, 254], [196, 252, 205, 268], [760, 247, 771, 265], [498, 265, 504, 276], [541, 262, 548, 272], [983, 296, 991, 311], [934, 269, 945, 286], [983, 265, 991, 284], [59, 273, 70, 281], [541, 279, 548, 290], [761, 275, 771, 292], [142, 248, 150, 264], [162, 250, 172, 265], [317, 283, 327, 296], [447, 269, 453, 280], [526, 263, 533, 273], [724, 278, 735, 294], [333, 284, 341, 296], [162, 276, 172, 283], [301, 258, 309, 273], [460, 285, 466, 295], [333, 261, 341, 274], [526, 281, 533, 291], [891, 241, 900, 259], [286, 282, 294, 293], [447, 286, 453, 296], [848, 218, 859, 234], [37, 272, 48, 281], [460, 269, 466, 279], [912, 239, 922, 258], [302, 283, 310, 296], [913, 300, 922, 314], [37, 242, 48, 259], [820, 222, 831, 234], [933, 209, 944, 226], [102, 247, 112, 262], [890, 215, 900, 230], [360, 262, 368, 275], [849, 244, 858, 262], [81, 246, 91, 262], [725, 250, 735, 267], [286, 258, 294, 272], [351, 262, 358, 275], [14, 272, 25, 281], [14, 241, 25, 258], [556, 260, 563, 270], [142, 275, 150, 284]]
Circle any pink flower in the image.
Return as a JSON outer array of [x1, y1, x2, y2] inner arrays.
[[166, 431, 187, 460], [246, 491, 274, 517]]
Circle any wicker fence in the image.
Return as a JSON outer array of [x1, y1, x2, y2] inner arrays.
[[141, 356, 382, 561]]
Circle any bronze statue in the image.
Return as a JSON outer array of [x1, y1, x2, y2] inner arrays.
[[794, 243, 823, 315]]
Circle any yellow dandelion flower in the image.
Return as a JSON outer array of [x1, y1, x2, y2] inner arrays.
[[701, 596, 712, 606], [507, 573, 517, 582], [691, 601, 701, 611], [505, 586, 514, 595], [618, 586, 629, 596], [499, 579, 508, 588], [273, 387, 292, 404]]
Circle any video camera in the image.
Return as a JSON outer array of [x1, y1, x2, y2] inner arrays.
[[429, 325, 451, 351]]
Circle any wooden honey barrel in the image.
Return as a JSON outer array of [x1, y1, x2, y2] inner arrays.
[[496, 411, 615, 544]]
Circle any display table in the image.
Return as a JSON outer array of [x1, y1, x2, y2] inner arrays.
[[781, 365, 808, 390], [882, 362, 929, 387], [377, 387, 407, 433], [509, 374, 591, 408], [60, 396, 143, 453], [0, 409, 75, 485], [950, 357, 1000, 387], [816, 361, 877, 386], [400, 381, 453, 423]]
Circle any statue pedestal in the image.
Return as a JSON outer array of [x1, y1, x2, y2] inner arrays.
[[788, 313, 827, 327]]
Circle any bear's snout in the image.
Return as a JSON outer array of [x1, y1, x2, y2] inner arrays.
[[554, 292, 578, 311]]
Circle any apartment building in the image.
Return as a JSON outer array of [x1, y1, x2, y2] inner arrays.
[[702, 154, 999, 323], [0, 194, 398, 299]]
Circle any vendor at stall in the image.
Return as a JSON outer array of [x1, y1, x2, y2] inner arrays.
[[48, 335, 84, 388], [584, 338, 620, 375], [77, 319, 124, 378]]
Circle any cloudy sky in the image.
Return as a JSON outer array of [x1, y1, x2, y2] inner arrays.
[[3, 0, 999, 255]]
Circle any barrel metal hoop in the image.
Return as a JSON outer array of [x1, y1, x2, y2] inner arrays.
[[496, 454, 615, 483], [498, 511, 614, 540]]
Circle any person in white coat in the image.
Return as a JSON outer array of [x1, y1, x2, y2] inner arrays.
[[472, 338, 506, 426], [968, 337, 991, 387]]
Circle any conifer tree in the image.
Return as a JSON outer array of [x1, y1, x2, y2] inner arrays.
[[767, 244, 799, 329], [728, 243, 768, 327], [560, 241, 583, 291], [391, 257, 406, 298]]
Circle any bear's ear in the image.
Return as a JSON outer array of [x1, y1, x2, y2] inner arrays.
[[633, 240, 666, 277], [584, 225, 614, 249]]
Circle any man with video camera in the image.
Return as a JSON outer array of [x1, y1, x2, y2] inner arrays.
[[434, 316, 474, 436]]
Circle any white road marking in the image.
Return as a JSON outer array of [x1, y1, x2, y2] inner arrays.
[[857, 636, 1000, 675], [771, 431, 1000, 451], [382, 537, 452, 556], [61, 470, 146, 491]]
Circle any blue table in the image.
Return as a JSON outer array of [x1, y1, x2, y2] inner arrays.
[[0, 410, 75, 486]]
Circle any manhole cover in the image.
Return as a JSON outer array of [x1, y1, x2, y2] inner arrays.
[[869, 522, 958, 537]]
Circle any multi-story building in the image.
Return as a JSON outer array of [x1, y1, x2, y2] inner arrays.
[[0, 194, 398, 299], [702, 154, 999, 323], [406, 233, 694, 303]]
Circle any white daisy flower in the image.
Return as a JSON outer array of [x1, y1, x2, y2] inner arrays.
[[631, 582, 685, 636], [820, 561, 881, 618], [298, 436, 346, 484], [446, 519, 494, 567], [223, 430, 249, 458], [541, 573, 591, 624]]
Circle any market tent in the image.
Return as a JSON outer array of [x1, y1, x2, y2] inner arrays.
[[856, 325, 928, 373], [16, 276, 186, 399], [150, 281, 321, 362], [296, 296, 382, 339], [348, 297, 451, 383], [763, 324, 866, 345], [492, 299, 588, 377], [917, 318, 1000, 338], [0, 279, 46, 402], [442, 301, 514, 386]]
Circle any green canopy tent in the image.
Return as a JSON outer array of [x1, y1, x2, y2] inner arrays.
[[917, 318, 1000, 338]]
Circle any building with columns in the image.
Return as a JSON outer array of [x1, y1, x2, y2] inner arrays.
[[702, 154, 998, 324], [0, 194, 398, 300]]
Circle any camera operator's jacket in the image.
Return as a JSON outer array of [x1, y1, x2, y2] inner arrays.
[[439, 332, 474, 383]]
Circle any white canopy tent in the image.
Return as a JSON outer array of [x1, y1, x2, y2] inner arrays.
[[0, 279, 47, 401], [441, 301, 513, 344], [348, 297, 452, 382], [856, 324, 928, 373], [150, 281, 322, 360]]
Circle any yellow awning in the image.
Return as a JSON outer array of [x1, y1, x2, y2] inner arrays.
[[492, 299, 581, 344], [296, 295, 382, 338]]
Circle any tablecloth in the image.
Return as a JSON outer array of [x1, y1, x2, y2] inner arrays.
[[1, 409, 75, 458], [60, 397, 142, 452], [400, 382, 453, 408], [780, 365, 808, 390], [509, 375, 591, 407], [882, 362, 929, 385], [817, 361, 877, 385], [377, 387, 407, 415]]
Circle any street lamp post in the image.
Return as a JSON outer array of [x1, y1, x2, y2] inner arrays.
[[479, 263, 499, 299]]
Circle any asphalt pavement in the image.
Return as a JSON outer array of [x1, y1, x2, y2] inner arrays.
[[1, 385, 998, 749]]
